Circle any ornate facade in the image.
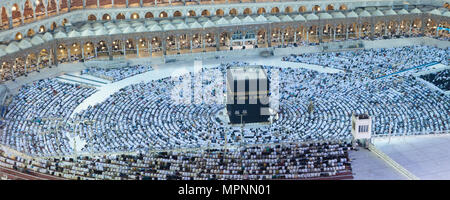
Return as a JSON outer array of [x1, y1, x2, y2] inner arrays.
[[0, 0, 449, 82]]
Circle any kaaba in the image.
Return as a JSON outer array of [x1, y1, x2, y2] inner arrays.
[[226, 65, 270, 124]]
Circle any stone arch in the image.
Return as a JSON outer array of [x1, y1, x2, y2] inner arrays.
[[11, 3, 21, 26], [201, 9, 210, 16], [1, 7, 9, 28], [62, 18, 68, 26], [35, 0, 45, 17], [56, 44, 68, 62], [313, 5, 321, 12], [285, 6, 293, 13], [51, 21, 57, 30], [102, 14, 111, 20], [229, 8, 237, 16], [15, 32, 23, 40], [299, 6, 306, 13], [39, 25, 46, 33], [131, 12, 139, 19], [145, 12, 154, 18], [257, 8, 266, 14], [88, 14, 97, 21], [339, 4, 348, 10], [27, 28, 35, 36], [23, 0, 34, 22], [116, 13, 125, 20], [47, 0, 57, 15], [327, 4, 335, 11], [243, 8, 252, 15], [188, 10, 196, 17], [216, 9, 224, 16], [173, 10, 182, 17], [83, 41, 95, 59], [271, 7, 280, 14], [159, 11, 168, 18]]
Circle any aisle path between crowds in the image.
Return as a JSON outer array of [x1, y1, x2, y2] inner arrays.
[[71, 56, 342, 116]]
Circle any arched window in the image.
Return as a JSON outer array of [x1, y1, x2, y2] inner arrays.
[[271, 7, 280, 14], [188, 10, 196, 17], [102, 14, 111, 20], [229, 8, 237, 16], [216, 9, 224, 16], [243, 8, 252, 15], [159, 11, 168, 18], [88, 14, 97, 21], [173, 11, 182, 17], [201, 10, 210, 16], [131, 13, 139, 19], [145, 12, 154, 18], [116, 13, 125, 20], [257, 8, 266, 14], [15, 32, 23, 40]]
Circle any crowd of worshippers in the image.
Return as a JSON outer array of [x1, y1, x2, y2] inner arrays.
[[0, 79, 96, 156], [282, 45, 449, 79], [0, 46, 449, 157], [81, 65, 153, 82], [420, 69, 450, 91], [0, 142, 354, 180]]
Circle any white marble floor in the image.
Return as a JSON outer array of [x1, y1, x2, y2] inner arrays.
[[373, 135, 450, 180], [350, 147, 406, 180]]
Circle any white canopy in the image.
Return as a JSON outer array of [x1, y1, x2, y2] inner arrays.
[[6, 42, 20, 54], [444, 11, 450, 17], [230, 16, 242, 24], [215, 17, 229, 25], [428, 9, 442, 16], [305, 13, 319, 20], [293, 14, 306, 21], [95, 27, 108, 36], [242, 15, 255, 23], [254, 15, 267, 22], [346, 11, 358, 18], [359, 10, 371, 17], [397, 9, 409, 15], [267, 15, 281, 22], [163, 23, 176, 31], [148, 24, 162, 31], [31, 35, 44, 45], [280, 15, 294, 22], [18, 39, 33, 49], [371, 10, 384, 16], [42, 32, 54, 41], [318, 13, 333, 20], [68, 30, 81, 38], [118, 22, 131, 28], [202, 20, 215, 28], [108, 28, 122, 35], [410, 8, 422, 14], [145, 20, 157, 26], [331, 12, 346, 19], [135, 25, 148, 32], [122, 26, 136, 34], [54, 31, 67, 39], [176, 22, 189, 30], [189, 21, 202, 29], [384, 9, 397, 16], [81, 29, 95, 36]]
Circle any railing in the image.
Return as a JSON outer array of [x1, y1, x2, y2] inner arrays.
[[368, 143, 420, 180], [372, 130, 450, 138]]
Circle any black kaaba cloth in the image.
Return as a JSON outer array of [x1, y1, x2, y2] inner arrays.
[[226, 65, 270, 124]]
